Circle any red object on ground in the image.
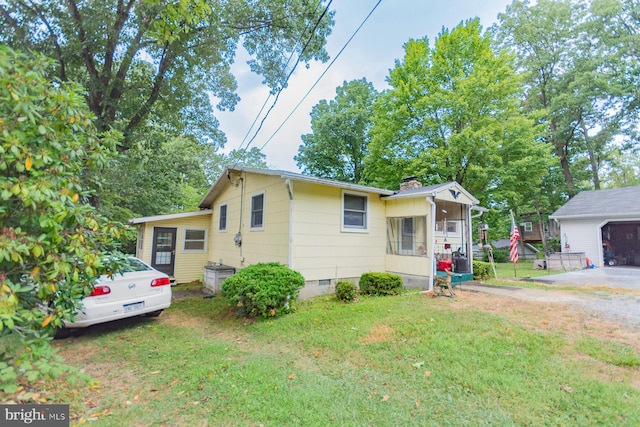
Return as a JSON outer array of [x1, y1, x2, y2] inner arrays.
[[437, 259, 453, 271]]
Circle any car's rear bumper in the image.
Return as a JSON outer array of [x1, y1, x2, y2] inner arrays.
[[64, 291, 172, 328]]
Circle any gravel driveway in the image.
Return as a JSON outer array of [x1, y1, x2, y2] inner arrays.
[[464, 266, 640, 329]]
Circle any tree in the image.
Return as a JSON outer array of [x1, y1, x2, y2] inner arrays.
[[0, 0, 335, 150], [364, 19, 553, 209], [589, 0, 640, 139], [295, 78, 378, 183], [0, 47, 122, 390], [206, 147, 269, 182], [98, 139, 268, 252], [496, 0, 630, 195]]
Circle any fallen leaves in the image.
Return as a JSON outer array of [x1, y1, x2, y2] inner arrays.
[[560, 385, 573, 393]]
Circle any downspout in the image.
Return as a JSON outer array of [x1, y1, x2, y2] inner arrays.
[[285, 178, 294, 268], [426, 195, 437, 291], [466, 204, 473, 275], [236, 176, 245, 264]]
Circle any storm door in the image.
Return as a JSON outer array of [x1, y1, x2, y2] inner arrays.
[[151, 227, 177, 276]]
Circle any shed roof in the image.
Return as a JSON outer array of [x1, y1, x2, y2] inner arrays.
[[550, 186, 640, 220]]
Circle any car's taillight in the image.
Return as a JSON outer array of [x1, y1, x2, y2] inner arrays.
[[89, 285, 111, 296], [151, 277, 171, 287]]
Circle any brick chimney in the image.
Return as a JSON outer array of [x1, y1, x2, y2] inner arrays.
[[400, 176, 422, 191]]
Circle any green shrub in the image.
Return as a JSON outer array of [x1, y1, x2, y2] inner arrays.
[[221, 263, 305, 318], [473, 261, 491, 280], [359, 272, 404, 296], [335, 281, 357, 302], [483, 247, 508, 263]]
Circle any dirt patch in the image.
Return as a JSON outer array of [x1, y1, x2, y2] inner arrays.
[[359, 324, 394, 344], [172, 288, 212, 301], [449, 289, 640, 353]]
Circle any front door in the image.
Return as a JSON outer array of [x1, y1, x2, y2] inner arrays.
[[151, 227, 177, 276]]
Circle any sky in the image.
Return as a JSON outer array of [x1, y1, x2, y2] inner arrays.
[[216, 0, 514, 172]]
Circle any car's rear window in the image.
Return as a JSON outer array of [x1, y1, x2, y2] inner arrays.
[[119, 258, 152, 273]]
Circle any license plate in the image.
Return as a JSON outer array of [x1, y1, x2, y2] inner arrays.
[[123, 302, 144, 313]]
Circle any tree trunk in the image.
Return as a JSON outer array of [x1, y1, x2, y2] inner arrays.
[[580, 117, 601, 189], [534, 199, 548, 254]]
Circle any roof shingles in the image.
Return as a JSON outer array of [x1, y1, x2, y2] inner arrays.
[[551, 186, 640, 219]]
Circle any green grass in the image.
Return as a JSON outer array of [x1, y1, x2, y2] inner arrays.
[[490, 260, 559, 279], [40, 292, 640, 426]]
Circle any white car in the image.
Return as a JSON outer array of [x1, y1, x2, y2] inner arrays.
[[63, 257, 172, 329]]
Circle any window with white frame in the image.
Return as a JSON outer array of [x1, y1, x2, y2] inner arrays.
[[434, 220, 459, 236], [183, 228, 207, 252], [250, 192, 265, 230], [523, 221, 533, 232], [342, 192, 368, 231], [219, 204, 227, 231]]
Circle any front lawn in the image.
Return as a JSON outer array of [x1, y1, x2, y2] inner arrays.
[[21, 291, 640, 425]]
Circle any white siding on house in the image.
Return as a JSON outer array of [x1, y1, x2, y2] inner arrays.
[[559, 218, 603, 267]]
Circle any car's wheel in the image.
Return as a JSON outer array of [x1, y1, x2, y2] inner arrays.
[[607, 259, 617, 266], [145, 310, 163, 317]]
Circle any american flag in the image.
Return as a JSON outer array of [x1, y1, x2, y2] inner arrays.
[[509, 212, 520, 263]]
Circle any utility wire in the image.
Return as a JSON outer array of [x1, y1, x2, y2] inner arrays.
[[237, 0, 333, 154], [258, 0, 383, 152], [235, 0, 323, 152]]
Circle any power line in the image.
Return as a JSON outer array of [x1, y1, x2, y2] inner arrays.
[[258, 0, 383, 152], [236, 0, 333, 154]]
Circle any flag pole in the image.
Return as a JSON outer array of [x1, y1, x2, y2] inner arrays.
[[509, 210, 520, 277]]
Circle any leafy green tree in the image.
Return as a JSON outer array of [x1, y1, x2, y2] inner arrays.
[[205, 147, 269, 182], [0, 0, 335, 150], [589, 0, 640, 139], [296, 78, 378, 183], [496, 0, 631, 195], [364, 19, 553, 209], [603, 148, 640, 187], [0, 47, 122, 390], [98, 138, 267, 252]]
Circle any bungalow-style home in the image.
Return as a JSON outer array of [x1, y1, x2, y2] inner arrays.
[[130, 168, 480, 299], [550, 186, 640, 268]]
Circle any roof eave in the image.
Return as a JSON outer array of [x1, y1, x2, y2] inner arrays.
[[129, 209, 213, 225]]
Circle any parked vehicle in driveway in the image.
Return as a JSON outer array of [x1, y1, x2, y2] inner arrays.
[[62, 257, 172, 329]]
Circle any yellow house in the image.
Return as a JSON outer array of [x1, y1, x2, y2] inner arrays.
[[130, 168, 479, 298]]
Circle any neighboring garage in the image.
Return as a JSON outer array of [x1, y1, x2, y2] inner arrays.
[[550, 186, 640, 268]]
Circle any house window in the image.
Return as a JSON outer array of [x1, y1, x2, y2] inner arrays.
[[137, 227, 144, 252], [434, 220, 459, 236], [343, 192, 368, 231], [402, 217, 414, 252], [318, 279, 332, 286], [387, 217, 427, 256], [183, 228, 207, 252], [523, 221, 533, 232], [219, 204, 227, 231], [250, 192, 265, 230]]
